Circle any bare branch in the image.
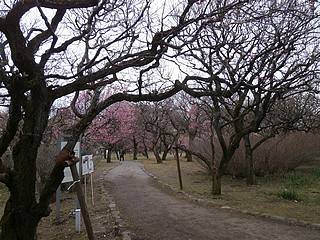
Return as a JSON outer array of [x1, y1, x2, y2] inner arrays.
[[27, 8, 66, 54]]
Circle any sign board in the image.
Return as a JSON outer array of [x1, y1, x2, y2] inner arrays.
[[82, 155, 94, 175], [61, 142, 80, 183]]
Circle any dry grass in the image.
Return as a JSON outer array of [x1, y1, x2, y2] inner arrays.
[[143, 155, 320, 224]]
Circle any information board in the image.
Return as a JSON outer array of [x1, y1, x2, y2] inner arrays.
[[82, 155, 94, 175]]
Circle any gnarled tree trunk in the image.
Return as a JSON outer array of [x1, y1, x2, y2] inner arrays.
[[0, 84, 52, 240]]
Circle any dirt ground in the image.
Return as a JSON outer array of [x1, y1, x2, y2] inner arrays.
[[105, 161, 320, 240]]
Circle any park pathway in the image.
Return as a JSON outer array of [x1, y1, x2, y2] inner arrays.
[[104, 161, 320, 240]]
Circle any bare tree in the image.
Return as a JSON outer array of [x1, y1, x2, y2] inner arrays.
[[175, 0, 320, 194], [137, 101, 177, 163]]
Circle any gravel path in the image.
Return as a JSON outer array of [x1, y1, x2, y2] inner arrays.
[[104, 161, 320, 240]]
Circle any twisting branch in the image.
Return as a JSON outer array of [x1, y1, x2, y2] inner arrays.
[[27, 7, 66, 54], [70, 91, 85, 118]]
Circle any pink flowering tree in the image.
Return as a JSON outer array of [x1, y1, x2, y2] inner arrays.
[[85, 101, 138, 161]]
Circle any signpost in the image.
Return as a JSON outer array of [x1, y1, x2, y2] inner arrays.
[[70, 164, 95, 240], [55, 140, 95, 240]]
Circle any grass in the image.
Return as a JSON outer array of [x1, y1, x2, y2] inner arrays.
[[143, 154, 320, 224], [277, 189, 300, 201]]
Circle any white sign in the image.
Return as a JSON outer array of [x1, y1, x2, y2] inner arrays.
[[82, 155, 94, 175], [61, 142, 80, 183]]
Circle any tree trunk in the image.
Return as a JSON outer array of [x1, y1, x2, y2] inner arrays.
[[153, 148, 162, 164], [212, 170, 221, 195], [210, 133, 221, 195], [103, 148, 107, 159], [143, 141, 149, 159], [185, 151, 192, 162], [133, 136, 138, 160], [0, 196, 39, 240], [0, 84, 51, 240], [186, 132, 194, 162], [244, 134, 256, 185], [161, 146, 169, 161], [106, 148, 112, 163], [144, 148, 149, 159]]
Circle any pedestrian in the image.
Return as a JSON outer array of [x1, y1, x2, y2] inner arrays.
[[120, 149, 125, 161]]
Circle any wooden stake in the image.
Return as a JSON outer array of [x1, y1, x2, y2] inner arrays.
[[90, 173, 94, 206], [175, 146, 183, 190], [84, 174, 87, 203], [70, 165, 95, 240]]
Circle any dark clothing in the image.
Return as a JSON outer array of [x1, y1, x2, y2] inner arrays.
[[119, 150, 125, 161]]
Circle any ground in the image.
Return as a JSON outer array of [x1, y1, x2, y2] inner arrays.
[[143, 155, 320, 224], [105, 161, 320, 240]]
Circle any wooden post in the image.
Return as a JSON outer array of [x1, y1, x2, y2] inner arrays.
[[70, 165, 95, 240], [84, 175, 87, 202], [90, 173, 95, 206], [175, 146, 183, 190]]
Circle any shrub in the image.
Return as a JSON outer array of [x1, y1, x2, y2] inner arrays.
[[277, 188, 300, 201]]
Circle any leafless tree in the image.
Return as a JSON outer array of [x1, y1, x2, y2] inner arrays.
[[174, 0, 320, 194], [137, 101, 177, 163]]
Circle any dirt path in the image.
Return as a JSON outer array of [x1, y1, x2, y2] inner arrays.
[[104, 161, 320, 240]]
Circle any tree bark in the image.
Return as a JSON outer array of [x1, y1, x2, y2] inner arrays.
[[244, 134, 256, 185], [0, 196, 39, 240], [133, 136, 138, 160], [185, 151, 192, 162], [142, 141, 149, 159], [212, 170, 221, 195], [161, 146, 169, 161], [210, 133, 221, 195], [106, 148, 112, 163], [144, 148, 149, 159], [186, 132, 194, 162], [153, 147, 162, 164], [103, 148, 107, 159], [0, 83, 52, 240]]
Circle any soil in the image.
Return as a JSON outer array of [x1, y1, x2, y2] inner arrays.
[[105, 161, 320, 240]]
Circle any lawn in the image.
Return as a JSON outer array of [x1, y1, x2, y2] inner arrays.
[[143, 155, 320, 224]]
